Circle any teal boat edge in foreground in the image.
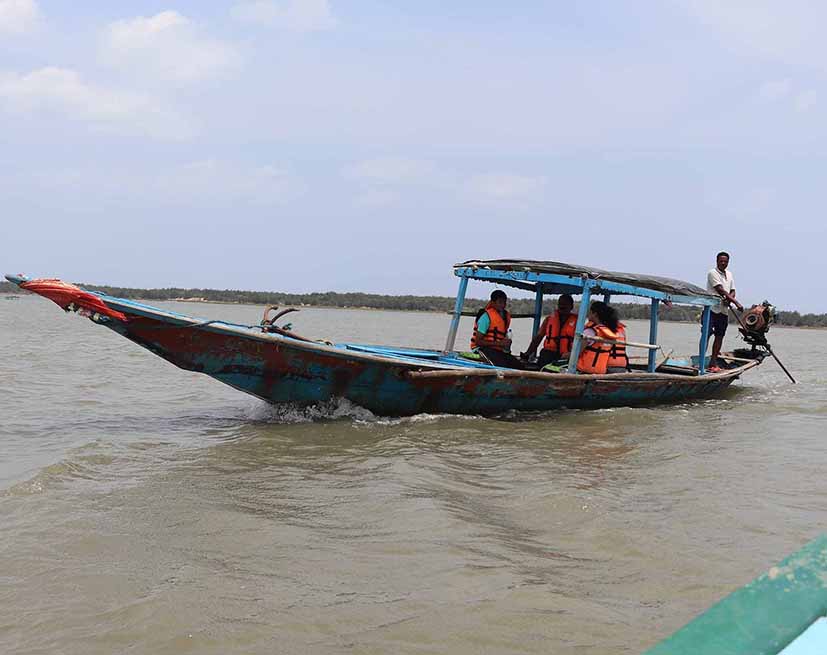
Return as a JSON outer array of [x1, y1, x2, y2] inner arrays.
[[644, 534, 827, 655]]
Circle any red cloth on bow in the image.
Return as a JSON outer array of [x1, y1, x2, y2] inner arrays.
[[20, 279, 128, 322]]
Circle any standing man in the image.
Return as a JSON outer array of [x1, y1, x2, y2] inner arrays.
[[471, 290, 523, 369], [705, 251, 743, 371]]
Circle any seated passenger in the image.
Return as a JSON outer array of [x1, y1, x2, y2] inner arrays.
[[470, 290, 524, 369], [606, 318, 630, 373], [576, 301, 620, 375], [521, 294, 577, 367]]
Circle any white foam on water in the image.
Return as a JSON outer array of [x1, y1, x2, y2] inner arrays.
[[242, 398, 486, 426], [247, 397, 379, 424]]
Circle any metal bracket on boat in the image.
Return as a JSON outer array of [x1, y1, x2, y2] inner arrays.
[[261, 305, 299, 332], [259, 305, 316, 343]]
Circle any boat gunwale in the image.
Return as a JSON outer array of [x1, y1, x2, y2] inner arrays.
[[110, 296, 759, 384], [404, 359, 759, 382], [103, 296, 484, 371]]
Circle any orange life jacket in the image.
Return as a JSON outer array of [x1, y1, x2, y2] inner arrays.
[[470, 303, 511, 351], [576, 322, 618, 374], [606, 321, 629, 369], [542, 311, 577, 356]]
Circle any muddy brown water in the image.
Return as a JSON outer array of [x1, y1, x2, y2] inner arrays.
[[1, 298, 825, 654]]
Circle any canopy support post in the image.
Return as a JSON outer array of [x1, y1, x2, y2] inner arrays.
[[648, 299, 660, 372], [443, 276, 468, 354], [698, 306, 711, 375], [568, 282, 592, 374], [532, 286, 543, 337], [603, 293, 611, 304]]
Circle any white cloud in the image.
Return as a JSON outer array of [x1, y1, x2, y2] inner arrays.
[[102, 11, 241, 82], [678, 2, 827, 68], [343, 157, 437, 185], [795, 89, 817, 112], [756, 80, 816, 113], [154, 159, 303, 205], [353, 188, 398, 208], [343, 159, 547, 207], [723, 187, 779, 227], [0, 0, 39, 34], [231, 0, 336, 32], [4, 159, 304, 207], [758, 79, 791, 101], [0, 67, 193, 139], [464, 173, 547, 204]]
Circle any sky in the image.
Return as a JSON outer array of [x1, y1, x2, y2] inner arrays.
[[1, 1, 824, 311]]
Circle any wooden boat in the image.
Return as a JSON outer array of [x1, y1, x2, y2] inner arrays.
[[5, 260, 768, 416], [645, 534, 827, 654]]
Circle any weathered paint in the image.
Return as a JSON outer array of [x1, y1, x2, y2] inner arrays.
[[107, 303, 750, 415], [699, 305, 711, 375], [648, 298, 660, 372], [644, 534, 827, 655], [14, 277, 128, 321], [443, 275, 468, 353], [567, 282, 593, 374], [532, 287, 543, 337]]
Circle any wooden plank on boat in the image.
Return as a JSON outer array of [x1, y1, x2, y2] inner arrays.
[[579, 333, 660, 350], [448, 311, 537, 318], [720, 354, 761, 364], [654, 349, 674, 372]]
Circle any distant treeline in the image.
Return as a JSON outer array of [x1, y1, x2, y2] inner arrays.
[[2, 280, 826, 327]]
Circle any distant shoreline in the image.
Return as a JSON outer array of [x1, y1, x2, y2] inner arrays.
[[2, 283, 825, 328]]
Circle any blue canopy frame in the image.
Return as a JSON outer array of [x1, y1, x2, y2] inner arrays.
[[445, 265, 719, 375]]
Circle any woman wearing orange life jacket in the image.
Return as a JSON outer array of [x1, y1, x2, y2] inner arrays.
[[606, 321, 630, 372], [470, 290, 524, 369], [576, 301, 621, 375], [520, 294, 577, 367]]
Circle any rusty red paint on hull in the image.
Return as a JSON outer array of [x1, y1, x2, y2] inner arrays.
[[12, 276, 755, 416], [117, 316, 747, 415]]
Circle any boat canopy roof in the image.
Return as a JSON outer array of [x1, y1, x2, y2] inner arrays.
[[454, 259, 719, 305]]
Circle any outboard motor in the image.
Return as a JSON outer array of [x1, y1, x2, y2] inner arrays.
[[731, 300, 795, 382], [730, 300, 777, 359], [738, 300, 776, 348]]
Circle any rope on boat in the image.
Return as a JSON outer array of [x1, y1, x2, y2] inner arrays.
[[472, 348, 506, 378]]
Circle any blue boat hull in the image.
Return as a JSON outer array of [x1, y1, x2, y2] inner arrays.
[[6, 275, 760, 416], [103, 303, 752, 416]]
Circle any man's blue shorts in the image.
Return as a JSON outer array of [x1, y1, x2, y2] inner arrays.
[[706, 311, 729, 337]]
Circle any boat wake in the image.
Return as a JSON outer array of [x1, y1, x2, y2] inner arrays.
[[248, 398, 380, 424], [246, 398, 483, 426]]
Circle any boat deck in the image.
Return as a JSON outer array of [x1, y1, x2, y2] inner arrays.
[[339, 344, 492, 369]]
